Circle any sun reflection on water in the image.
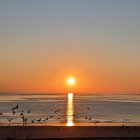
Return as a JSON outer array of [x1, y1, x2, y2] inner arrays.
[[66, 93, 74, 126]]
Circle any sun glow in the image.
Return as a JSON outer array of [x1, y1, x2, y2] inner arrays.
[[67, 77, 75, 86]]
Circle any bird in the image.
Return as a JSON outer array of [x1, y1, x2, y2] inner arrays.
[[31, 119, 35, 123], [42, 117, 48, 121], [15, 104, 18, 109], [11, 104, 19, 110], [7, 118, 13, 122], [94, 121, 100, 124], [36, 118, 41, 122], [27, 110, 30, 114], [11, 107, 14, 110], [20, 112, 24, 116], [21, 116, 27, 126], [55, 110, 60, 113], [50, 116, 53, 118], [89, 117, 92, 120], [57, 118, 61, 120], [12, 110, 16, 115], [85, 116, 87, 119], [0, 112, 3, 115], [87, 107, 90, 110]]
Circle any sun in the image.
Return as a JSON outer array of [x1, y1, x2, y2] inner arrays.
[[67, 77, 75, 86]]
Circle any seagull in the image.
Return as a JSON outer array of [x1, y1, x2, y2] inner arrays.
[[57, 118, 61, 120], [55, 110, 60, 113], [7, 118, 13, 122], [20, 112, 24, 116], [15, 104, 18, 109], [42, 117, 48, 121], [27, 110, 30, 114], [12, 110, 16, 115], [89, 117, 92, 120], [87, 107, 90, 110], [11, 107, 15, 110], [11, 104, 19, 110], [36, 118, 41, 122], [94, 121, 100, 124], [31, 119, 35, 123]]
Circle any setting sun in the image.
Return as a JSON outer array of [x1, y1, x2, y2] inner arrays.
[[67, 77, 75, 86]]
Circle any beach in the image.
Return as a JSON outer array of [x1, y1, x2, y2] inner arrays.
[[0, 126, 140, 139]]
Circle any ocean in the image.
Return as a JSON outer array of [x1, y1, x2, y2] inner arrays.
[[0, 93, 140, 126]]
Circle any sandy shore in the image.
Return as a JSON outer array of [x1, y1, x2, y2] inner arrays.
[[0, 126, 139, 139]]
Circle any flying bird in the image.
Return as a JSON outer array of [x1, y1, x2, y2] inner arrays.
[[31, 119, 36, 123], [36, 118, 41, 122], [27, 110, 30, 114], [89, 117, 92, 120]]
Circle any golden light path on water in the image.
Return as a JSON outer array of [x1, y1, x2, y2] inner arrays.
[[66, 93, 74, 126]]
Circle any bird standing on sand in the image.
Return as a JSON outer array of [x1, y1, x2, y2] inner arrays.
[[21, 116, 27, 126]]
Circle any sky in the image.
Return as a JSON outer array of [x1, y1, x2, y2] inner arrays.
[[0, 0, 140, 94]]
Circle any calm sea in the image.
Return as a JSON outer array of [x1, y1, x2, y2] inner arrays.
[[0, 93, 140, 126]]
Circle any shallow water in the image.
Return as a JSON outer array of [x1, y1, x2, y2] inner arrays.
[[0, 93, 140, 126]]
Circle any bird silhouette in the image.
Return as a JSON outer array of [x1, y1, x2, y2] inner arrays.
[[87, 107, 90, 110], [31, 119, 35, 123], [36, 118, 41, 122], [12, 110, 16, 115], [55, 110, 60, 113], [57, 118, 61, 120], [50, 115, 53, 118], [7, 118, 13, 122]]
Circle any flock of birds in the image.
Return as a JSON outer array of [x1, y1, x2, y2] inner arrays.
[[0, 104, 96, 126]]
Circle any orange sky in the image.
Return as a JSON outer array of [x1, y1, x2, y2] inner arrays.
[[0, 1, 140, 94]]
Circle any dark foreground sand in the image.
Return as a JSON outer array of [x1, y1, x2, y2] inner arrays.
[[0, 126, 139, 140]]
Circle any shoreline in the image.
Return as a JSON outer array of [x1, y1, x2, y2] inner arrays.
[[0, 126, 140, 139]]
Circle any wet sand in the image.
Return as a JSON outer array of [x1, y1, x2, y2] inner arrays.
[[0, 126, 140, 139]]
